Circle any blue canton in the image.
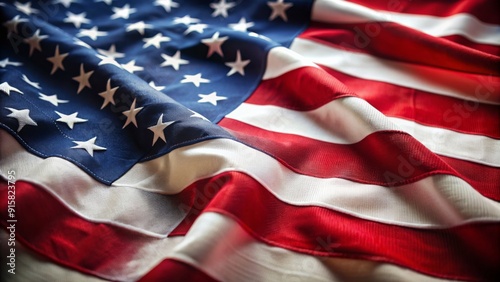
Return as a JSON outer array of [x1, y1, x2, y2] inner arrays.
[[0, 0, 312, 183]]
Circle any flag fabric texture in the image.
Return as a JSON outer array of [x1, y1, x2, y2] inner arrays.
[[0, 0, 499, 281]]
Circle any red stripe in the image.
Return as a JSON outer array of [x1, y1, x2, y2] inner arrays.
[[139, 259, 219, 282], [344, 0, 500, 25], [299, 22, 500, 75], [2, 177, 499, 281], [203, 172, 500, 282], [170, 174, 231, 236], [0, 178, 223, 280], [247, 66, 500, 138], [439, 155, 500, 201], [253, 67, 355, 110], [442, 35, 500, 56], [320, 67, 500, 139], [220, 118, 500, 201], [1, 181, 149, 280]]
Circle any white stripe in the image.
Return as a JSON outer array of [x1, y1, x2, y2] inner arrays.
[[0, 130, 185, 238], [390, 117, 500, 167], [290, 38, 500, 105], [0, 215, 457, 282], [226, 99, 500, 166], [115, 135, 500, 228], [312, 0, 500, 45], [263, 46, 318, 80], [2, 128, 499, 230], [166, 212, 470, 282], [0, 231, 107, 282], [226, 97, 399, 144], [169, 212, 336, 282], [386, 12, 500, 45]]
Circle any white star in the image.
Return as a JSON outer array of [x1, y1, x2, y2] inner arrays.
[[189, 109, 209, 121], [143, 33, 170, 49], [71, 137, 106, 157], [53, 0, 79, 8], [121, 60, 143, 73], [149, 81, 165, 91], [148, 114, 175, 146], [55, 111, 87, 129], [3, 15, 27, 36], [210, 0, 236, 18], [0, 82, 23, 96], [201, 32, 228, 58], [184, 23, 208, 35], [77, 26, 107, 40], [22, 75, 41, 89], [98, 79, 119, 109], [96, 54, 122, 68], [95, 0, 113, 5], [24, 29, 48, 56], [229, 17, 254, 32], [5, 107, 37, 132], [198, 92, 227, 106], [181, 73, 210, 87], [160, 51, 189, 70], [111, 4, 136, 20], [126, 21, 152, 35], [97, 44, 124, 59], [267, 0, 293, 22], [155, 0, 179, 12], [47, 45, 68, 75], [15, 2, 39, 15], [64, 12, 90, 28], [122, 98, 143, 128], [38, 93, 68, 106], [173, 15, 200, 25], [72, 64, 93, 94], [0, 58, 22, 68], [225, 50, 250, 76]]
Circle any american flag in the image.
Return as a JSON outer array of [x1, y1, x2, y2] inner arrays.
[[0, 0, 499, 281]]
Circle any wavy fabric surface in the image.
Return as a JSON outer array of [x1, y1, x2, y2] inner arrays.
[[0, 0, 499, 281]]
